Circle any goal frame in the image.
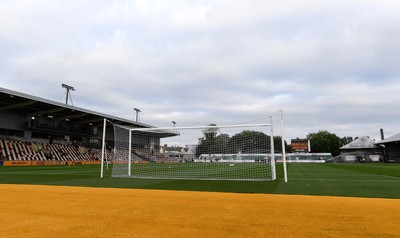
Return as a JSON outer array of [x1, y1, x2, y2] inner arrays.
[[101, 119, 283, 181], [127, 123, 274, 179]]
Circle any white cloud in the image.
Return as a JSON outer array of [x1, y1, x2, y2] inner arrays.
[[1, 0, 400, 141]]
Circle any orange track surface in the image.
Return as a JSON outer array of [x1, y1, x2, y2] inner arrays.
[[1, 184, 399, 238]]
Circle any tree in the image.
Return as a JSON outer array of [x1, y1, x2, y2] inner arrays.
[[273, 136, 290, 153], [196, 124, 226, 157], [196, 125, 290, 157], [307, 130, 345, 156], [201, 123, 219, 139], [227, 130, 269, 153]]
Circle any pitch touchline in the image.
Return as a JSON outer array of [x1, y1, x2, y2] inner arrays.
[[382, 175, 400, 180], [286, 178, 400, 182], [289, 174, 387, 177], [0, 172, 97, 175]]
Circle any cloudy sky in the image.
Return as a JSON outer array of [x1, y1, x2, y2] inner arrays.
[[1, 0, 400, 141]]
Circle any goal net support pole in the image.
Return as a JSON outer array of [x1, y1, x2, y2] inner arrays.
[[270, 116, 276, 180], [128, 129, 132, 177], [280, 110, 288, 182], [100, 118, 106, 178]]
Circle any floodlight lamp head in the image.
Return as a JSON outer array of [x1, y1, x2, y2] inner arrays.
[[134, 108, 141, 112], [62, 83, 75, 91]]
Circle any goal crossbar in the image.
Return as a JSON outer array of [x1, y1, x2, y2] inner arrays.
[[124, 123, 272, 132]]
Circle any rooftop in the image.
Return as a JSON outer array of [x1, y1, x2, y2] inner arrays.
[[340, 136, 380, 149]]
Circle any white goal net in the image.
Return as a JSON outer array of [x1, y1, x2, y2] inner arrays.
[[111, 123, 276, 181]]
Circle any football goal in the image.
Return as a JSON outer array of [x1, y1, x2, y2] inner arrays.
[[107, 122, 277, 181]]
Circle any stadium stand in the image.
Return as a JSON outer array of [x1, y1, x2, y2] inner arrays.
[[0, 87, 155, 166], [0, 138, 115, 162], [0, 140, 46, 161], [0, 136, 172, 165]]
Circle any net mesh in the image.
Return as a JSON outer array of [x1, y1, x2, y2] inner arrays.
[[112, 124, 276, 181]]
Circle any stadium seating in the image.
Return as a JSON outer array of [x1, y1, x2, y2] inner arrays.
[[133, 148, 170, 163], [0, 139, 173, 164], [0, 140, 46, 161], [0, 139, 107, 162]]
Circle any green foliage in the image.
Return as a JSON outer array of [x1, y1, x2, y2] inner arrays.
[[196, 125, 290, 157], [196, 125, 276, 157], [227, 130, 269, 153], [307, 130, 345, 156], [196, 133, 229, 156], [273, 136, 290, 153]]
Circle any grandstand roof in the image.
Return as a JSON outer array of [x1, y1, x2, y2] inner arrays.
[[0, 87, 153, 129]]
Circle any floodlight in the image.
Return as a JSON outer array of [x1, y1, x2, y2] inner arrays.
[[61, 83, 76, 105], [62, 84, 75, 91], [134, 108, 141, 122]]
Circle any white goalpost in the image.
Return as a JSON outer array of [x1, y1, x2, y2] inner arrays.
[[106, 120, 278, 181]]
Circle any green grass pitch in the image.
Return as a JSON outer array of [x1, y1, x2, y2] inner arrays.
[[1, 163, 400, 198]]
